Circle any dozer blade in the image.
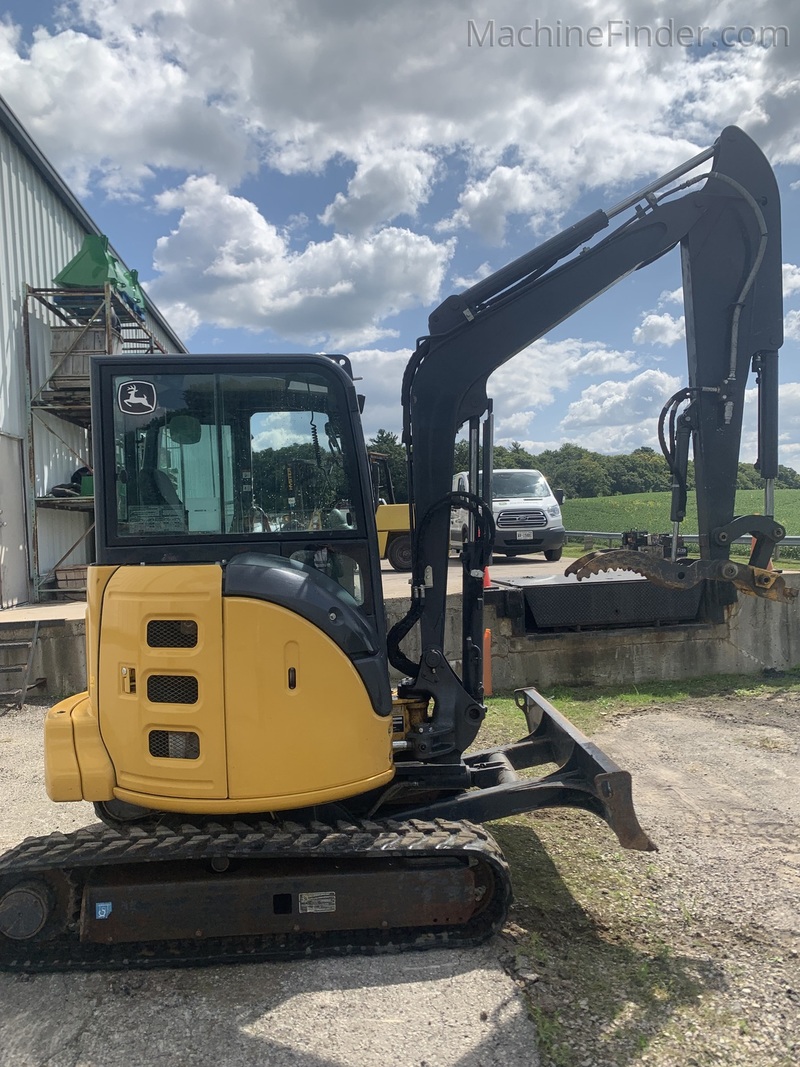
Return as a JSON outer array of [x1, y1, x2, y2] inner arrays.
[[0, 818, 511, 973], [390, 687, 656, 853], [565, 549, 797, 603]]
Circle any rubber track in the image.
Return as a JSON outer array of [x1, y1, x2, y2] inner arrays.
[[0, 817, 511, 972]]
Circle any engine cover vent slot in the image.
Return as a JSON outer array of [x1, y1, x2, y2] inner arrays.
[[148, 730, 200, 759], [147, 620, 198, 648], [147, 675, 198, 704]]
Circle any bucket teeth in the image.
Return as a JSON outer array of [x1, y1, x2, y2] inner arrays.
[[565, 550, 797, 603]]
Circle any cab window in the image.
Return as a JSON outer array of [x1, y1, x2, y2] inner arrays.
[[112, 369, 360, 539]]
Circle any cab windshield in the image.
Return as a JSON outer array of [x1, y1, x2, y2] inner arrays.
[[111, 369, 359, 539]]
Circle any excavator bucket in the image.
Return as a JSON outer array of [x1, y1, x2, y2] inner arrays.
[[566, 550, 797, 603]]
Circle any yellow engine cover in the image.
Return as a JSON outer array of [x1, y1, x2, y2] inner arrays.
[[85, 564, 393, 813]]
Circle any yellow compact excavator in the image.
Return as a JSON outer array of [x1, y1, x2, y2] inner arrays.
[[0, 126, 791, 970]]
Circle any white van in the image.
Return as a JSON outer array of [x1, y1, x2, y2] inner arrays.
[[451, 469, 566, 561]]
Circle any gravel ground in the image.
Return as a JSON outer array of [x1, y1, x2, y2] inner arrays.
[[0, 692, 798, 1066], [0, 700, 538, 1067]]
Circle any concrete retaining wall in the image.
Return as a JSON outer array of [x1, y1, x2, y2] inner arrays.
[[385, 572, 800, 690], [4, 573, 799, 701], [0, 617, 87, 702]]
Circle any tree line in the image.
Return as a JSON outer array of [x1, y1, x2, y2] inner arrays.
[[368, 430, 800, 503]]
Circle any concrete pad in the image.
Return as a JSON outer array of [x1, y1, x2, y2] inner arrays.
[[0, 602, 86, 624], [1, 950, 537, 1067]]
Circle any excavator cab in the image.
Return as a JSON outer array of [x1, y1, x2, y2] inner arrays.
[[45, 354, 396, 822]]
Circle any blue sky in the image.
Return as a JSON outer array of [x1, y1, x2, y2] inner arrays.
[[2, 1, 799, 465]]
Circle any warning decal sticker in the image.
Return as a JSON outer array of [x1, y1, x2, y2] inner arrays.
[[298, 891, 336, 914]]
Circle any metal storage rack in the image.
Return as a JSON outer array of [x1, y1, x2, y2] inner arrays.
[[24, 284, 167, 599]]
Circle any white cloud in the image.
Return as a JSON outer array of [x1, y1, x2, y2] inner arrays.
[[558, 372, 800, 465], [319, 149, 438, 235], [2, 1, 798, 201], [561, 368, 682, 444], [350, 335, 640, 442], [783, 263, 800, 299], [635, 259, 800, 350], [347, 349, 413, 437], [0, 18, 254, 197], [634, 262, 798, 351], [633, 312, 685, 346], [482, 338, 640, 448], [658, 286, 683, 306], [1, 0, 797, 466], [148, 176, 455, 348], [155, 300, 201, 340], [489, 337, 639, 412], [451, 262, 493, 289], [437, 165, 563, 244], [251, 412, 313, 452]]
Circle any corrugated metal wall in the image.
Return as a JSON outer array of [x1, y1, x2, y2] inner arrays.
[[0, 102, 185, 601], [0, 133, 86, 439], [0, 125, 90, 598]]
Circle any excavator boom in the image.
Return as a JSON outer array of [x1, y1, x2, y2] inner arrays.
[[398, 126, 783, 667]]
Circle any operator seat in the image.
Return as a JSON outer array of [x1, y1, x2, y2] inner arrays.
[[139, 468, 187, 529]]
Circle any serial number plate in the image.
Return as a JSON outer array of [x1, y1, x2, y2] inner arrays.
[[298, 891, 337, 914]]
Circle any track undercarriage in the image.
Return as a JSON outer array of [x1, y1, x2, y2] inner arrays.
[[0, 816, 510, 972]]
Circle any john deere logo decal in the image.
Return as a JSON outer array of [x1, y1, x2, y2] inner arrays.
[[118, 381, 157, 414]]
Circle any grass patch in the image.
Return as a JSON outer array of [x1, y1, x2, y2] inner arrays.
[[560, 488, 800, 563], [479, 673, 800, 1066], [479, 668, 800, 747], [491, 814, 711, 1067], [560, 488, 800, 539]]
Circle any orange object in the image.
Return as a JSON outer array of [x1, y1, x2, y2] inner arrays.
[[483, 567, 491, 589], [483, 628, 493, 696]]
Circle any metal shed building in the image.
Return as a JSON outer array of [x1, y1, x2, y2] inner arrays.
[[0, 92, 187, 607]]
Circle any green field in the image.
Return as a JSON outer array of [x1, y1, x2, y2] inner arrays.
[[560, 489, 800, 536]]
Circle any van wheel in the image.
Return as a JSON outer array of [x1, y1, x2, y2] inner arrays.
[[387, 534, 413, 571], [544, 548, 563, 562]]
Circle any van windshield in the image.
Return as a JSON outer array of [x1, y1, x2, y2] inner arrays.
[[491, 471, 550, 499]]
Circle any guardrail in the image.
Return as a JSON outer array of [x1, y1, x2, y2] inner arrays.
[[566, 531, 800, 555]]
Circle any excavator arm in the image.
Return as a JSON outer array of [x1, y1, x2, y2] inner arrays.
[[390, 125, 785, 764]]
